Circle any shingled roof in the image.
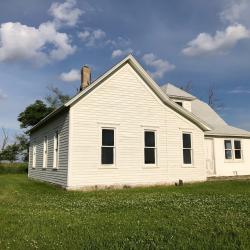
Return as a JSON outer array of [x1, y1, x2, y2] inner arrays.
[[161, 83, 196, 100], [161, 83, 250, 138]]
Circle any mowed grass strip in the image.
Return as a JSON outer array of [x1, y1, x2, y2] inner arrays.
[[0, 175, 249, 250]]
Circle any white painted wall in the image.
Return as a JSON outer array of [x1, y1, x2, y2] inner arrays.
[[212, 137, 250, 176], [68, 63, 206, 189]]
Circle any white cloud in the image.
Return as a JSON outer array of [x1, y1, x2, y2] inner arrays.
[[0, 22, 76, 65], [220, 0, 250, 25], [228, 88, 250, 94], [60, 69, 80, 82], [78, 29, 106, 47], [111, 48, 133, 58], [107, 37, 131, 48], [49, 0, 83, 27], [0, 89, 7, 100], [142, 53, 175, 79], [182, 24, 250, 56]]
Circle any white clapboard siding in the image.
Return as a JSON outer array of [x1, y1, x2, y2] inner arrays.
[[28, 111, 69, 187], [212, 138, 250, 176], [68, 63, 206, 188]]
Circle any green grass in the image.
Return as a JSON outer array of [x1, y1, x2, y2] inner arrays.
[[0, 162, 28, 174], [0, 175, 250, 249]]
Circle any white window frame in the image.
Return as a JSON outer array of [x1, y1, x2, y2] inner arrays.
[[182, 132, 193, 166], [100, 127, 116, 167], [144, 129, 157, 167], [224, 139, 243, 162], [53, 131, 59, 169], [43, 136, 48, 169], [32, 144, 36, 168]]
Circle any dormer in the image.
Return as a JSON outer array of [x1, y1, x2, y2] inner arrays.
[[160, 83, 196, 112]]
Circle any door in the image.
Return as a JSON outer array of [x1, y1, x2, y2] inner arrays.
[[205, 138, 215, 176]]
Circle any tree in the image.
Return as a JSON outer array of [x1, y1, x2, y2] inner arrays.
[[45, 86, 71, 109], [1, 127, 8, 151], [16, 134, 29, 162], [208, 84, 223, 110], [0, 143, 19, 162], [18, 100, 54, 130]]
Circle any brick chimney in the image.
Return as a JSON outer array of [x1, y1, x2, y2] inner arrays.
[[80, 65, 91, 91]]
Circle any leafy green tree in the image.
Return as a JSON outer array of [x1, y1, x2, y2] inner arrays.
[[18, 100, 54, 130], [0, 143, 19, 162], [15, 86, 71, 162]]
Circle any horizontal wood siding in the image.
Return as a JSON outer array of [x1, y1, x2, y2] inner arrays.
[[28, 111, 69, 187], [68, 63, 206, 188]]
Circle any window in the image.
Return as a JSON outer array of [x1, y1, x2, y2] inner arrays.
[[224, 139, 242, 160], [43, 136, 48, 168], [101, 129, 115, 165], [182, 133, 192, 164], [144, 131, 156, 165], [53, 131, 59, 168], [224, 140, 232, 159], [234, 140, 242, 159], [176, 101, 183, 107], [32, 144, 36, 168]]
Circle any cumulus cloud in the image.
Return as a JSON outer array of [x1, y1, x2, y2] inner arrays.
[[142, 53, 175, 79], [60, 69, 80, 82], [111, 48, 133, 58], [220, 0, 250, 25], [49, 0, 83, 27], [78, 29, 106, 47], [182, 24, 250, 56], [0, 21, 76, 65]]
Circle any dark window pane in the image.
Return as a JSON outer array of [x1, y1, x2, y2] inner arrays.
[[224, 140, 232, 149], [183, 134, 191, 148], [176, 102, 183, 107], [144, 148, 155, 164], [234, 140, 241, 150], [183, 149, 192, 164], [225, 150, 232, 159], [235, 150, 241, 159], [145, 131, 155, 147], [101, 147, 113, 164], [102, 129, 114, 146]]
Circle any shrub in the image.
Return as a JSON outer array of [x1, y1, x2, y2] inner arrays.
[[0, 162, 28, 174]]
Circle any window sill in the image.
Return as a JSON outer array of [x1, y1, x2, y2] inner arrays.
[[143, 164, 159, 169], [224, 160, 243, 163], [99, 165, 117, 169], [182, 164, 195, 168]]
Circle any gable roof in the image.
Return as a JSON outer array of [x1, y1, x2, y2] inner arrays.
[[160, 83, 250, 138], [30, 54, 211, 133], [161, 83, 196, 100]]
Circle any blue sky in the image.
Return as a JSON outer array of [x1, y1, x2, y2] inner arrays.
[[0, 0, 250, 144]]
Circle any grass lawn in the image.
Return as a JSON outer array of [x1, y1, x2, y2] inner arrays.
[[0, 174, 250, 249]]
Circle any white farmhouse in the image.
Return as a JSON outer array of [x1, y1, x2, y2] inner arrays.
[[28, 55, 250, 189]]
